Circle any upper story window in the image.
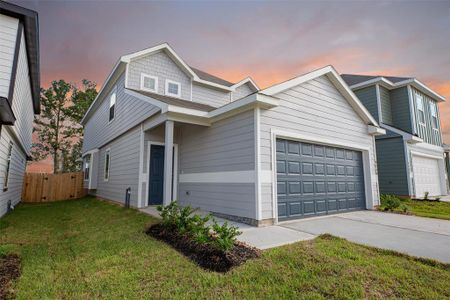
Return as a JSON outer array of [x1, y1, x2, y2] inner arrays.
[[416, 94, 425, 124], [140, 74, 158, 93], [104, 149, 111, 181], [84, 154, 91, 180], [430, 102, 439, 130], [109, 90, 116, 122], [165, 80, 181, 98], [3, 142, 13, 191]]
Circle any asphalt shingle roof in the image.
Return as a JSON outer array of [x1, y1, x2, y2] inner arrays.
[[190, 66, 234, 87], [341, 74, 413, 86]]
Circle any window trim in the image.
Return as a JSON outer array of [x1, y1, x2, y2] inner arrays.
[[3, 141, 13, 191], [104, 148, 111, 181], [108, 89, 116, 123], [140, 73, 158, 93], [430, 101, 439, 130], [165, 80, 181, 98], [416, 93, 425, 125]]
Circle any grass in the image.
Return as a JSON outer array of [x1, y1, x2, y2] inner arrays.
[[379, 196, 450, 220], [0, 197, 449, 299]]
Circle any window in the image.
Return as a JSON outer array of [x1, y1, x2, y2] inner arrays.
[[165, 80, 181, 98], [3, 142, 13, 191], [430, 102, 439, 129], [140, 74, 158, 93], [104, 149, 110, 181], [416, 94, 425, 124], [109, 91, 116, 122], [84, 154, 91, 180]]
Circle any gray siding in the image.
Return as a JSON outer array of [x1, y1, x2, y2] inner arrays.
[[390, 87, 413, 133], [379, 86, 393, 125], [0, 14, 19, 98], [10, 30, 34, 155], [411, 87, 442, 146], [127, 50, 191, 100], [95, 126, 141, 207], [192, 82, 231, 107], [179, 110, 255, 173], [354, 86, 378, 122], [0, 127, 27, 217], [260, 75, 380, 218], [375, 136, 409, 196], [232, 82, 254, 101], [83, 72, 159, 152], [178, 110, 256, 219]]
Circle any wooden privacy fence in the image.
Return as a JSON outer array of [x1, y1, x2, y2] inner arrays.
[[22, 172, 87, 203]]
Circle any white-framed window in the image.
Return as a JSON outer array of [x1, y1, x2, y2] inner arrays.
[[165, 80, 181, 98], [109, 90, 116, 122], [3, 142, 13, 191], [416, 94, 425, 124], [430, 101, 439, 129], [140, 73, 158, 93], [104, 149, 111, 181], [84, 154, 91, 181]]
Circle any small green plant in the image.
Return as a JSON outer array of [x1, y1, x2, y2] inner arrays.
[[424, 192, 429, 200], [400, 204, 409, 213], [380, 194, 401, 211], [211, 220, 241, 252], [190, 214, 212, 244], [435, 197, 441, 201]]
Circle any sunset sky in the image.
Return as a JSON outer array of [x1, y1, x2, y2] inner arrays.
[[13, 0, 450, 148]]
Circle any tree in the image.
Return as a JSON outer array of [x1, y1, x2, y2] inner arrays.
[[32, 79, 97, 173]]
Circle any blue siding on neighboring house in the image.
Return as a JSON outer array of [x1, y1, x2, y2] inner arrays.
[[379, 86, 393, 125], [411, 87, 442, 146], [83, 73, 159, 152], [375, 136, 409, 196], [390, 87, 413, 133], [353, 86, 379, 122]]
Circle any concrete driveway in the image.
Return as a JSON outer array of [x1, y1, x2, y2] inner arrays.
[[239, 211, 450, 263]]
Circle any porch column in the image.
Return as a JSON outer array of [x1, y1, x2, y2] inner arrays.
[[163, 120, 174, 206]]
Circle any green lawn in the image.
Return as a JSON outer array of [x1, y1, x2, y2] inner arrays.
[[403, 199, 450, 220], [1, 198, 449, 299]]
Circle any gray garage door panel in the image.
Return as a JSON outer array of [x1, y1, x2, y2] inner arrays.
[[277, 139, 365, 220]]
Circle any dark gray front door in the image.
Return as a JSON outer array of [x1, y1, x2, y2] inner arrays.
[[149, 145, 165, 205], [276, 139, 365, 220]]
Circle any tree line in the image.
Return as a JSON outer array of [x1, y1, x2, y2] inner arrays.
[[32, 79, 98, 174]]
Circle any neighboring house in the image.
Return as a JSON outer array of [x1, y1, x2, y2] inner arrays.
[[444, 144, 450, 192], [342, 74, 447, 198], [81, 43, 384, 225], [0, 2, 40, 217]]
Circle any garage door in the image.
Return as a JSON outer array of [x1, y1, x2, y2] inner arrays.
[[412, 155, 441, 197], [277, 139, 366, 220]]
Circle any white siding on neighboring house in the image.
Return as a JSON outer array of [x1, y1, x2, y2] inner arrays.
[[192, 82, 231, 107], [0, 14, 19, 98], [0, 127, 27, 217], [83, 73, 160, 152], [10, 29, 34, 155], [232, 82, 254, 101], [259, 75, 379, 219], [127, 51, 191, 100], [178, 110, 256, 220]]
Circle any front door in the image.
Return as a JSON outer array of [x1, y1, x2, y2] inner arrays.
[[148, 145, 165, 205]]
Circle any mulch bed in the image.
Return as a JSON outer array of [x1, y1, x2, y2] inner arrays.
[[147, 223, 260, 272], [0, 254, 21, 300]]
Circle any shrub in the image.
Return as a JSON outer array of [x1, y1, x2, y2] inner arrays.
[[157, 201, 242, 252], [424, 192, 429, 200], [212, 220, 241, 252], [400, 204, 409, 213], [380, 194, 401, 211]]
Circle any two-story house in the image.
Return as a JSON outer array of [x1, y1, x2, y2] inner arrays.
[[0, 2, 40, 217], [342, 74, 447, 198], [81, 43, 384, 225]]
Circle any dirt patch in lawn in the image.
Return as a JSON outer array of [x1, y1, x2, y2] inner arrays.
[[0, 254, 21, 299], [147, 223, 260, 272]]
